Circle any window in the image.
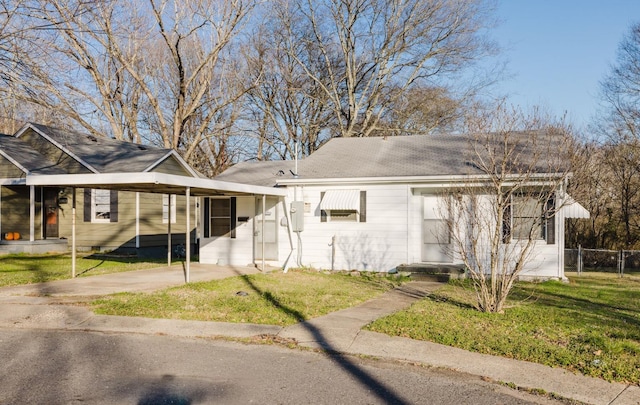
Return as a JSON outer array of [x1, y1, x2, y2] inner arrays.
[[84, 189, 118, 223], [320, 190, 366, 223], [203, 197, 236, 238], [162, 194, 176, 224], [506, 194, 555, 244], [511, 195, 544, 240]]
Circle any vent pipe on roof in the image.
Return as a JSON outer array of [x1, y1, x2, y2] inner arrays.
[[293, 138, 299, 178]]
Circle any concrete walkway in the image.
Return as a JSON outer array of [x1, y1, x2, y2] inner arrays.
[[0, 266, 637, 405]]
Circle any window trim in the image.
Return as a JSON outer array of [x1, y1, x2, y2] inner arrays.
[[204, 197, 236, 238], [91, 189, 112, 223]]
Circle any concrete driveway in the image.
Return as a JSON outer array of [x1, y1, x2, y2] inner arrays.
[[0, 263, 265, 299]]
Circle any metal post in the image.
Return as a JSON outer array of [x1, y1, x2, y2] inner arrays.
[[29, 185, 35, 242], [262, 194, 266, 272], [185, 187, 191, 283], [167, 194, 172, 267], [72, 188, 76, 278], [620, 250, 625, 278], [577, 245, 582, 275]]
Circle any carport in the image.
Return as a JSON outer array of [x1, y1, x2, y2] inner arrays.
[[25, 172, 289, 282]]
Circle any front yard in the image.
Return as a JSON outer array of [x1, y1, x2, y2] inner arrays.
[[92, 270, 404, 326], [0, 253, 166, 287], [367, 273, 640, 384]]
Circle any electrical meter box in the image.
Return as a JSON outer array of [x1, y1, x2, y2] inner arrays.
[[290, 201, 305, 232]]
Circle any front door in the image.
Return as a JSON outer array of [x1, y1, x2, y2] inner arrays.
[[421, 195, 452, 262], [43, 188, 59, 239], [255, 196, 279, 260]]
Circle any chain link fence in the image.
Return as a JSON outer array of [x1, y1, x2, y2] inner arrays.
[[565, 247, 640, 276]]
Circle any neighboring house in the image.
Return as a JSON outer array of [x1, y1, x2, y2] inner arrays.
[[0, 123, 198, 255], [209, 134, 589, 280]]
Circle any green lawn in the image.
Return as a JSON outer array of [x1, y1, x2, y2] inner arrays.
[[0, 253, 166, 287], [92, 270, 405, 326], [366, 273, 640, 384]]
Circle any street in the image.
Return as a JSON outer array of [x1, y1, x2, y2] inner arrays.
[[0, 328, 563, 405]]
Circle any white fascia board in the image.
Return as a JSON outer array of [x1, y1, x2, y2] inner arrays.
[[25, 172, 287, 197], [144, 150, 200, 178], [0, 178, 26, 185], [276, 173, 568, 187], [0, 149, 29, 175], [15, 123, 99, 174]]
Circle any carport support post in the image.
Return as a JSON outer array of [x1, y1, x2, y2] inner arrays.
[[185, 187, 190, 283], [167, 194, 172, 267], [262, 194, 266, 272], [72, 188, 76, 278]]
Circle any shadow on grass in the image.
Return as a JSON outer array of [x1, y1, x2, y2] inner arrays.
[[511, 280, 640, 339], [237, 272, 411, 405]]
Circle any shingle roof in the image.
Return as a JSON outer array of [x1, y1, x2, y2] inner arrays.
[[0, 134, 66, 175], [30, 123, 173, 174], [215, 132, 567, 186]]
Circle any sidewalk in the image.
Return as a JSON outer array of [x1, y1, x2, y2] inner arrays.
[[0, 266, 637, 405]]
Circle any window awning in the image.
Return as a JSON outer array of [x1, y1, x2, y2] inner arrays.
[[563, 195, 590, 219], [321, 189, 360, 211]]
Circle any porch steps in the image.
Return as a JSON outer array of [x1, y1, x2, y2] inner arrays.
[[396, 264, 466, 282]]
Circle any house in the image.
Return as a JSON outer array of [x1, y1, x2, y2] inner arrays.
[[208, 134, 589, 280], [0, 123, 199, 255]]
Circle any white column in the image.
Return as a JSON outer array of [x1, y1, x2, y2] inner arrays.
[[167, 194, 172, 267], [186, 188, 191, 283], [262, 194, 266, 271], [135, 192, 140, 249], [29, 186, 35, 242], [72, 188, 77, 278]]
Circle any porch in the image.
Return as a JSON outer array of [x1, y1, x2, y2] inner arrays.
[[0, 239, 68, 255]]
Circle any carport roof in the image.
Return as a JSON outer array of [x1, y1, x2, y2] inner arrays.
[[25, 172, 287, 197]]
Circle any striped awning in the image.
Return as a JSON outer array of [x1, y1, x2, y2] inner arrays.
[[321, 189, 360, 211], [563, 195, 590, 219]]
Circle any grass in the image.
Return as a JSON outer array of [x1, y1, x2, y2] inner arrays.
[[92, 270, 405, 326], [0, 253, 166, 287], [366, 272, 640, 384]]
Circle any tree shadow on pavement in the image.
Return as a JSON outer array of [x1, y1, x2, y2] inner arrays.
[[238, 274, 411, 405]]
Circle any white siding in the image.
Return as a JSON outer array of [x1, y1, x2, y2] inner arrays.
[[199, 183, 564, 279], [199, 196, 255, 266]]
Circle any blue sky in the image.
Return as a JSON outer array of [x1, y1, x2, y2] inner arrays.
[[490, 0, 640, 130]]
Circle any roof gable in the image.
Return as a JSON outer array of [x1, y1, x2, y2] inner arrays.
[[14, 123, 196, 175], [0, 134, 66, 176]]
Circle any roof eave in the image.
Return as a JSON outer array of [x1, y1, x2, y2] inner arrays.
[[276, 172, 569, 186], [25, 172, 287, 197]]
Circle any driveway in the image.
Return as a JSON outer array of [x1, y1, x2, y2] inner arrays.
[[0, 263, 264, 299]]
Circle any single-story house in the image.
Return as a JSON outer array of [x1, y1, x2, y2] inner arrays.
[[0, 122, 201, 255], [210, 134, 589, 280], [1, 122, 287, 280]]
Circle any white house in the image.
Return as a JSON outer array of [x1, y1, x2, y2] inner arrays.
[[202, 134, 589, 280]]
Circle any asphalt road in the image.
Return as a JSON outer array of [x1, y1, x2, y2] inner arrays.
[[0, 328, 564, 405]]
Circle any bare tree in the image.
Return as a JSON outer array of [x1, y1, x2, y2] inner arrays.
[[280, 0, 497, 138], [3, 0, 254, 174], [584, 22, 640, 249], [442, 104, 573, 313], [242, 6, 333, 160]]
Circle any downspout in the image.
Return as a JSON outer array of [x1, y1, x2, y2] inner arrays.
[[281, 196, 294, 273]]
